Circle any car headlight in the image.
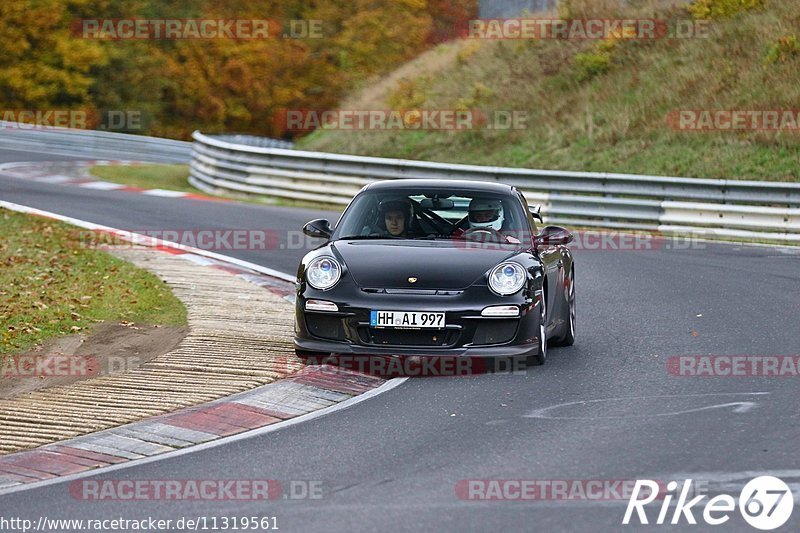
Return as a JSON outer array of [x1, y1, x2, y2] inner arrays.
[[306, 256, 342, 290], [488, 262, 526, 296]]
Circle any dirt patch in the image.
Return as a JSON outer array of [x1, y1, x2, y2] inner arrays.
[[339, 40, 472, 110], [0, 322, 188, 399]]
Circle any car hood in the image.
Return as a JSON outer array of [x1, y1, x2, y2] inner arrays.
[[332, 240, 522, 290]]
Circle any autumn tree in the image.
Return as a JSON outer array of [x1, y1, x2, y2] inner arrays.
[[0, 0, 480, 138], [0, 0, 107, 110]]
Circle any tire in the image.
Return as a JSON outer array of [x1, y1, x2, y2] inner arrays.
[[527, 290, 547, 366], [552, 268, 576, 347]]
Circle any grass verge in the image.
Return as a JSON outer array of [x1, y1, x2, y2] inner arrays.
[[0, 208, 187, 358]]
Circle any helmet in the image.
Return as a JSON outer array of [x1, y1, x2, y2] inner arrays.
[[468, 198, 504, 231]]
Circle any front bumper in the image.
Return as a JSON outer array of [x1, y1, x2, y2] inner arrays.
[[293, 337, 539, 358], [294, 283, 542, 359]]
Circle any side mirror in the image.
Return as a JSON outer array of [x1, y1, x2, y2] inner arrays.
[[528, 204, 543, 222], [535, 226, 574, 247], [302, 219, 332, 239]]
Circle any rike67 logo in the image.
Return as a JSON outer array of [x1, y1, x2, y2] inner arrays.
[[623, 476, 794, 530]]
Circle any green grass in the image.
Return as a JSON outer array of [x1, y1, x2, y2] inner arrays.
[[0, 209, 187, 357], [90, 164, 198, 193], [300, 1, 800, 181]]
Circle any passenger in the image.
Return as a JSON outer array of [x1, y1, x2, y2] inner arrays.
[[378, 199, 412, 237]]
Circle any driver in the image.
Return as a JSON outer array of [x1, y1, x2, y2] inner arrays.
[[467, 197, 504, 231], [378, 198, 412, 237], [450, 197, 516, 243]]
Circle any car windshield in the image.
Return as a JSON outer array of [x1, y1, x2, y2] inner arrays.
[[333, 189, 529, 242]]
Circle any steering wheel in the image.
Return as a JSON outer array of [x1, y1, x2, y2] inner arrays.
[[462, 227, 505, 243]]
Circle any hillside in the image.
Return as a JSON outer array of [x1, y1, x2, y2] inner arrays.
[[299, 0, 800, 181]]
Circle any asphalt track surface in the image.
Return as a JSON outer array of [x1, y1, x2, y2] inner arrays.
[[1, 148, 800, 532]]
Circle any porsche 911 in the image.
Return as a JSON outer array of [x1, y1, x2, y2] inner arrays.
[[293, 179, 575, 367]]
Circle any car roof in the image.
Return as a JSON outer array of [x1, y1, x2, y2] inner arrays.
[[364, 179, 516, 194]]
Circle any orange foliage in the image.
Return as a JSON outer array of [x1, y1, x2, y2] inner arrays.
[[0, 0, 478, 139]]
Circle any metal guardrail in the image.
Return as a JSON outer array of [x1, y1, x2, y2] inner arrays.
[[0, 124, 294, 165], [0, 121, 192, 163], [190, 131, 800, 244], [207, 134, 295, 150]]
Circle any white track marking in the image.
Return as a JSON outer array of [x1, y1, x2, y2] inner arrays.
[[77, 181, 126, 190], [141, 189, 188, 197], [524, 392, 770, 420], [179, 254, 216, 266], [35, 175, 75, 184]]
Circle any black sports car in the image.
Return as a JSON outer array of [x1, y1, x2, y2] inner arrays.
[[293, 179, 575, 367]]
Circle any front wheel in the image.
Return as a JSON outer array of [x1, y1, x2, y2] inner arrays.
[[527, 291, 547, 366], [552, 268, 575, 347]]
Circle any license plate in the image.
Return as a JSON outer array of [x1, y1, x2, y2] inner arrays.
[[370, 310, 445, 329]]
